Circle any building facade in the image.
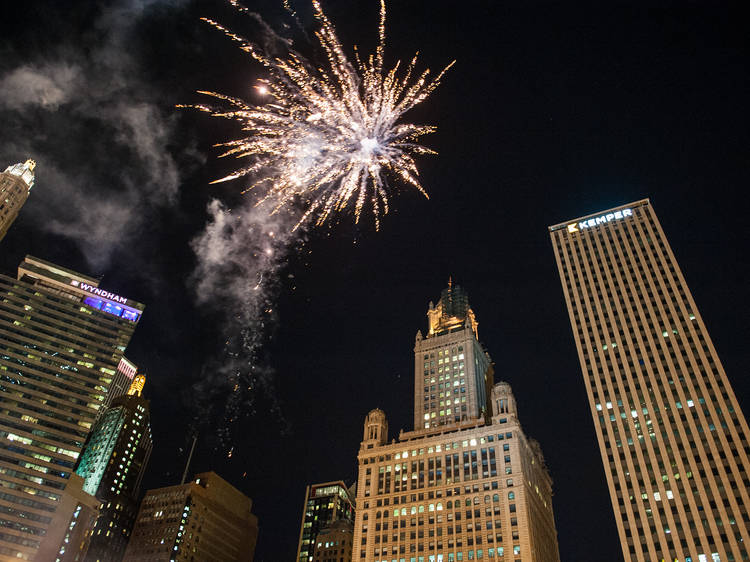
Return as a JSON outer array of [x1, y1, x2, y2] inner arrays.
[[123, 471, 258, 562], [312, 519, 355, 562], [75, 373, 153, 562], [297, 481, 355, 562], [353, 285, 560, 562], [549, 199, 750, 562], [0, 256, 145, 560], [0, 160, 35, 241]]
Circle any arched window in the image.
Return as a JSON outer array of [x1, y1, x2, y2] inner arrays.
[[508, 492, 515, 500]]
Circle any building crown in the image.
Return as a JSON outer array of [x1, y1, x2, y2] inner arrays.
[[426, 280, 478, 338], [3, 159, 36, 190]]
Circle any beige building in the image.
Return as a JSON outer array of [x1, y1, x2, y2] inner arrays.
[[123, 471, 258, 562], [549, 199, 750, 562], [0, 256, 144, 561], [0, 160, 34, 241], [35, 473, 100, 562], [353, 285, 560, 562], [312, 519, 354, 562]]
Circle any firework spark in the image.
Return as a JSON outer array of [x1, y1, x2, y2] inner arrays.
[[184, 0, 453, 230]]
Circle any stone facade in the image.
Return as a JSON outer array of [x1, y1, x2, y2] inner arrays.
[[353, 285, 560, 562]]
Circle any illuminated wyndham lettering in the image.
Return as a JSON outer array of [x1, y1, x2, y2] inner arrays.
[[78, 282, 128, 304], [567, 208, 632, 233]]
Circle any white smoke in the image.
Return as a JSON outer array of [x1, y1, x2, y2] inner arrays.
[[0, 63, 81, 110], [191, 199, 298, 313], [189, 197, 302, 442], [0, 0, 183, 270]]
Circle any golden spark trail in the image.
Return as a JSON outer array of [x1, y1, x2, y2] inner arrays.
[[181, 0, 453, 231]]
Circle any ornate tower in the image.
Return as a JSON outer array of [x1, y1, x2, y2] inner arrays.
[[0, 159, 35, 240], [353, 283, 561, 562], [362, 408, 388, 449], [414, 281, 492, 429]]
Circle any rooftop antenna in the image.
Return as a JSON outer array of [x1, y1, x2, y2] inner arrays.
[[181, 434, 197, 485]]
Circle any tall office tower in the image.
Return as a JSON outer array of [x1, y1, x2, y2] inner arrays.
[[0, 255, 144, 560], [549, 200, 750, 562], [353, 285, 560, 562], [0, 159, 35, 241], [414, 281, 492, 430], [296, 481, 356, 562], [75, 373, 153, 562], [312, 519, 355, 562], [123, 471, 258, 562]]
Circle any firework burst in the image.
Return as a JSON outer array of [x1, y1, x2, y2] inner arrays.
[[184, 0, 453, 230]]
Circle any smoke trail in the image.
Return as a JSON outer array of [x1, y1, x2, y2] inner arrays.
[[189, 197, 303, 447], [184, 0, 449, 450]]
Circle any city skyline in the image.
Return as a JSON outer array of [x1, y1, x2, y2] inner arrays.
[[1, 1, 748, 560]]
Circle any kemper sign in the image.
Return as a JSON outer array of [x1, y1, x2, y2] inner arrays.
[[70, 280, 128, 304], [567, 208, 632, 233]]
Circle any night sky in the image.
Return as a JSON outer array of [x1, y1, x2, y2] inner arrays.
[[1, 1, 748, 560]]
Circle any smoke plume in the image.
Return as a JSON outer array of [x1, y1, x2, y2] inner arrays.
[[0, 0, 181, 271], [189, 197, 302, 446]]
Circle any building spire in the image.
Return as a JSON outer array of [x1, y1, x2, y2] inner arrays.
[[127, 374, 146, 397]]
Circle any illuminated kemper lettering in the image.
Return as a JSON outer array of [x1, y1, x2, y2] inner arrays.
[[567, 208, 632, 233], [79, 282, 128, 304]]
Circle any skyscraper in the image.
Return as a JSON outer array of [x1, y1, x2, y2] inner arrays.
[[414, 281, 492, 430], [0, 255, 144, 560], [123, 471, 259, 562], [75, 372, 153, 562], [296, 481, 355, 562], [353, 284, 560, 562], [549, 199, 750, 562], [0, 159, 35, 241]]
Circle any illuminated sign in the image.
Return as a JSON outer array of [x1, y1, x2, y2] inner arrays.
[[72, 281, 128, 304], [567, 208, 632, 233], [83, 296, 141, 322], [70, 280, 140, 322]]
